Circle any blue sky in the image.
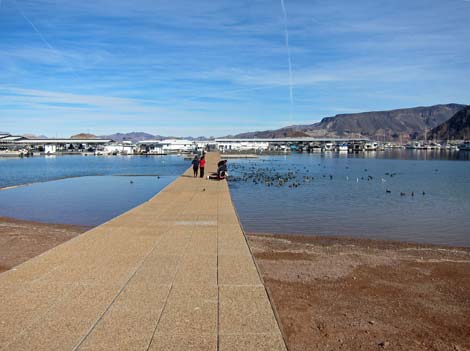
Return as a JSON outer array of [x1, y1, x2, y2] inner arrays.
[[1, 0, 469, 137]]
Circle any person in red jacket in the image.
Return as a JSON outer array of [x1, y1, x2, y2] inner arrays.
[[199, 155, 206, 178]]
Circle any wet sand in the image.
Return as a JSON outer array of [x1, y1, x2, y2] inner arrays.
[[0, 217, 90, 273], [247, 233, 470, 351]]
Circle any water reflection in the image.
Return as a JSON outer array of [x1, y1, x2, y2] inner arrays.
[[0, 175, 175, 226]]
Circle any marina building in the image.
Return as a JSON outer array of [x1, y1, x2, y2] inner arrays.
[[0, 134, 112, 155], [160, 139, 195, 153], [137, 139, 198, 154], [102, 141, 135, 155], [214, 138, 370, 152]]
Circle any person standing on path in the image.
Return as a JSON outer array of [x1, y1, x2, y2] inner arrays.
[[199, 155, 206, 178], [192, 155, 199, 177]]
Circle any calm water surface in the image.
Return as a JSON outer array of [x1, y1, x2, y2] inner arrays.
[[0, 155, 188, 226], [1, 152, 469, 246], [228, 151, 470, 247], [0, 155, 188, 188]]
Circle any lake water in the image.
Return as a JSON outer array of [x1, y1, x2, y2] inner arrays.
[[0, 175, 176, 226], [1, 152, 469, 246], [0, 155, 188, 189], [228, 151, 470, 247], [0, 155, 189, 226]]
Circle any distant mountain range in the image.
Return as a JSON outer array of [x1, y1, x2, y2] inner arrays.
[[5, 103, 469, 142], [1, 132, 48, 138], [97, 132, 209, 142], [3, 131, 208, 142], [230, 104, 467, 141], [99, 132, 160, 142], [429, 106, 470, 140]]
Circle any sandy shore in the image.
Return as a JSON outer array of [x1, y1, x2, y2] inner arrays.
[[247, 233, 470, 351], [0, 217, 90, 273]]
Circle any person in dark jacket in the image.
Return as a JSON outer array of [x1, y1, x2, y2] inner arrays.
[[191, 155, 199, 177], [209, 160, 228, 180], [217, 160, 227, 178]]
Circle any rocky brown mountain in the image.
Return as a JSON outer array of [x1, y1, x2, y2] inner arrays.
[[429, 105, 470, 140], [233, 104, 466, 141], [71, 133, 98, 139]]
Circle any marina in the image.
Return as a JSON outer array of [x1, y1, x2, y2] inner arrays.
[[2, 134, 470, 158]]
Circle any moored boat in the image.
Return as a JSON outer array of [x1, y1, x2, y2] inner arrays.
[[322, 143, 334, 152], [406, 141, 427, 150], [364, 142, 378, 151]]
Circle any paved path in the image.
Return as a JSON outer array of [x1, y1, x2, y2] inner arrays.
[[0, 153, 286, 350]]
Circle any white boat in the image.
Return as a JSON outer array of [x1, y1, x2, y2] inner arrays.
[[406, 141, 426, 150], [0, 149, 29, 157], [364, 142, 378, 151], [338, 143, 348, 152], [426, 142, 441, 150], [322, 142, 335, 152], [310, 145, 322, 152], [0, 150, 22, 157]]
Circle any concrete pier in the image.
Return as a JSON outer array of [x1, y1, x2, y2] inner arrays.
[[0, 152, 286, 350]]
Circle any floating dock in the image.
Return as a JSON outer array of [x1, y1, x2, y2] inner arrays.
[[221, 154, 259, 159], [0, 152, 286, 350]]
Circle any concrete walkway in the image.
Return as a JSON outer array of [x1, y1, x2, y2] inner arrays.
[[0, 153, 286, 351]]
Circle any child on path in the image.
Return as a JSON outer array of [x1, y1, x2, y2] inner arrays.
[[192, 156, 199, 177], [199, 156, 206, 178]]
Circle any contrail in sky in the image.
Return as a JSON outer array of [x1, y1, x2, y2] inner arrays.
[[13, 0, 81, 80], [280, 0, 294, 119], [17, 6, 55, 52]]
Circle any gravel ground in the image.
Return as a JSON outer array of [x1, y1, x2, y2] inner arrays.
[[0, 216, 89, 273], [247, 233, 470, 351]]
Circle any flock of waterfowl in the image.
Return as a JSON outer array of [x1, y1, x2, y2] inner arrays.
[[228, 162, 428, 196]]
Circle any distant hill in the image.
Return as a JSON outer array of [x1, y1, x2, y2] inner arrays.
[[2, 131, 212, 141], [23, 134, 48, 139], [71, 133, 98, 139], [231, 129, 309, 138], [99, 132, 212, 142], [429, 106, 470, 140], [231, 104, 466, 141], [100, 132, 160, 142]]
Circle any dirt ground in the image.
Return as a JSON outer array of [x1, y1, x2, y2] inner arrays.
[[247, 233, 470, 351], [0, 217, 89, 273], [2, 217, 469, 350]]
